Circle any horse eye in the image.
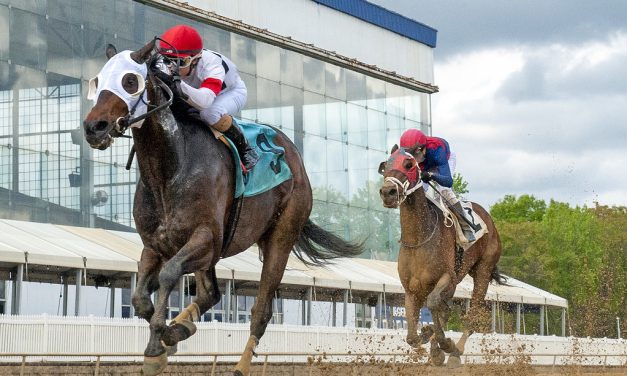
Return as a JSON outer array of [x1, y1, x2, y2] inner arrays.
[[403, 160, 413, 169]]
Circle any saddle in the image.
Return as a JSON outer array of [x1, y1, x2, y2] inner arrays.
[[423, 185, 488, 251]]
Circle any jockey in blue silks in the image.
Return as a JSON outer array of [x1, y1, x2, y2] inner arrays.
[[400, 128, 480, 241]]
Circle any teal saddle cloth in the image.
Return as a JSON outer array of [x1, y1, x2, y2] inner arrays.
[[225, 119, 292, 198]]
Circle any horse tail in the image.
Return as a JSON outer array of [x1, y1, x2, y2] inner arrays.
[[293, 219, 364, 266], [491, 265, 508, 285]]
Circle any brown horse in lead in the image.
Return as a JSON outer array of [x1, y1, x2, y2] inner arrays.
[[379, 145, 503, 366], [82, 40, 362, 376]]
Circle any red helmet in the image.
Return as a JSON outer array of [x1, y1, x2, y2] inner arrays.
[[159, 25, 203, 57], [400, 129, 427, 149]]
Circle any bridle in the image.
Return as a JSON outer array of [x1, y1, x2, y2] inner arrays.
[[114, 72, 174, 135]]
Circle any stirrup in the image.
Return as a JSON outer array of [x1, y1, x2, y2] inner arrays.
[[463, 229, 476, 242], [241, 149, 260, 171]]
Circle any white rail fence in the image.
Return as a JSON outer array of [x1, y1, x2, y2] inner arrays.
[[0, 314, 625, 366]]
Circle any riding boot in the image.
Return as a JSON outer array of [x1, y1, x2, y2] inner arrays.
[[452, 202, 477, 242], [213, 115, 260, 171]]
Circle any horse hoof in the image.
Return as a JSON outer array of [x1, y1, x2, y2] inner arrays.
[[142, 352, 168, 376], [233, 371, 245, 376], [162, 320, 197, 346], [430, 348, 445, 366], [165, 343, 178, 356], [447, 355, 462, 368], [406, 335, 422, 348]]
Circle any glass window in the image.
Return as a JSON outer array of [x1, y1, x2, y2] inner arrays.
[[367, 109, 386, 152], [325, 63, 346, 100], [256, 41, 280, 82], [326, 139, 347, 202], [81, 0, 111, 32], [106, 0, 139, 39], [325, 99, 346, 142], [368, 212, 391, 260], [303, 91, 325, 136], [0, 6, 9, 60], [280, 85, 302, 141], [368, 149, 387, 199], [346, 69, 366, 106], [280, 49, 303, 88], [230, 33, 256, 76], [9, 0, 46, 15], [10, 9, 47, 70], [366, 76, 386, 112], [199, 23, 230, 54], [310, 200, 327, 224], [326, 202, 349, 239], [303, 134, 327, 196], [81, 28, 109, 79], [48, 0, 82, 24], [385, 82, 404, 117], [347, 103, 367, 147], [239, 72, 257, 121], [348, 207, 369, 244], [303, 56, 324, 94], [256, 77, 281, 127], [403, 88, 422, 122], [347, 144, 368, 208], [386, 115, 403, 152]]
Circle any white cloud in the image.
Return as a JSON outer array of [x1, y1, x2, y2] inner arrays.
[[431, 34, 627, 209]]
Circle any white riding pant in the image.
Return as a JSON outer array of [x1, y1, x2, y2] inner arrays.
[[200, 83, 247, 126], [423, 151, 459, 205]]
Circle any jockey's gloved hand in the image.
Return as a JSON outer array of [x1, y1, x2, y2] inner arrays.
[[151, 68, 175, 86], [421, 171, 433, 182]]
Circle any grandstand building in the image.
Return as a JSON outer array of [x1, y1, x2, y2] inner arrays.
[[0, 0, 567, 335]]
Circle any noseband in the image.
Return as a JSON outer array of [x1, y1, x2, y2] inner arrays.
[[383, 174, 421, 206]]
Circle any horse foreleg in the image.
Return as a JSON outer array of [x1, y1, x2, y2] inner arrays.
[[426, 273, 462, 365], [162, 268, 221, 347], [404, 291, 428, 347], [143, 228, 216, 376], [233, 233, 294, 376], [132, 247, 162, 322]]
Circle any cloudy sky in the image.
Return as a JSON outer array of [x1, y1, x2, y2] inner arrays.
[[371, 0, 627, 209]]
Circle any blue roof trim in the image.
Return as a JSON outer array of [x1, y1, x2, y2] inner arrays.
[[312, 0, 437, 48]]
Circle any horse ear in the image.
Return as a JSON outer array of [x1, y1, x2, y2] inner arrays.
[[130, 39, 156, 64], [390, 144, 399, 154], [378, 161, 387, 175], [105, 44, 117, 60]]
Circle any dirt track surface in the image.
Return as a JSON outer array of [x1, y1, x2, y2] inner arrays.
[[0, 362, 625, 375]]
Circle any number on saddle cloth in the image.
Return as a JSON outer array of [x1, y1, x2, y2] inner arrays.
[[225, 120, 293, 198]]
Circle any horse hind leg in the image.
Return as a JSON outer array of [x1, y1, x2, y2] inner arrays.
[[162, 268, 221, 350], [234, 211, 303, 376]]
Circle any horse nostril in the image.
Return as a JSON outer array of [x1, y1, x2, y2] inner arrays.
[[94, 121, 109, 132], [388, 188, 397, 197]]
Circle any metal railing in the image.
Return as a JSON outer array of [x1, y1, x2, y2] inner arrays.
[[1, 351, 625, 376]]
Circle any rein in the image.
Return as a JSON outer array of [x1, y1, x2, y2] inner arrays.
[[399, 203, 439, 249]]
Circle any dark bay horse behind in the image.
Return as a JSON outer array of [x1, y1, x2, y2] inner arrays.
[[379, 146, 504, 366], [83, 40, 363, 376]]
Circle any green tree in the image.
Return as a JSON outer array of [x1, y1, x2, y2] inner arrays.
[[452, 172, 469, 198], [491, 195, 625, 337], [491, 194, 547, 222]]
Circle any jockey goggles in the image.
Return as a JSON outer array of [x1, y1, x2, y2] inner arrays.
[[163, 52, 201, 69]]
